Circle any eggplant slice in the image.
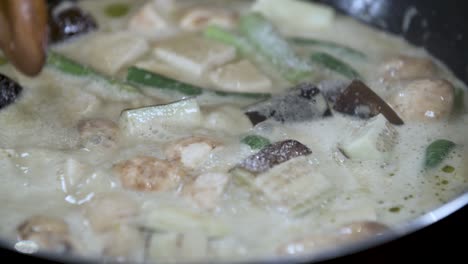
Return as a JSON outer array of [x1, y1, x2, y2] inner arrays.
[[49, 2, 98, 44], [245, 83, 331, 125], [238, 140, 312, 174], [0, 74, 22, 110], [318, 80, 404, 125]]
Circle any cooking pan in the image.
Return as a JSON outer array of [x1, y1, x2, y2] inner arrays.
[[1, 0, 467, 263]]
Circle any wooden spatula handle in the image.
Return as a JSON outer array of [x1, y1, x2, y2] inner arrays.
[[0, 0, 48, 76]]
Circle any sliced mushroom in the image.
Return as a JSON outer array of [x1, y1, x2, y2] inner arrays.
[[17, 215, 73, 253], [389, 79, 454, 122], [245, 83, 331, 126], [113, 156, 185, 192]]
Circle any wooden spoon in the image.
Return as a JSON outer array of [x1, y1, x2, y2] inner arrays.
[[0, 0, 48, 76]]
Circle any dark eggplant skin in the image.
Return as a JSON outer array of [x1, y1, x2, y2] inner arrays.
[[238, 140, 312, 173], [48, 2, 97, 44], [0, 74, 22, 110], [245, 83, 331, 126], [332, 80, 404, 125]]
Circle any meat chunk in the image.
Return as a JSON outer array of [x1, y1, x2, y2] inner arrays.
[[165, 137, 221, 170], [83, 192, 139, 232], [379, 55, 435, 82], [113, 156, 185, 192], [78, 119, 119, 149], [389, 79, 454, 122], [17, 216, 72, 253], [179, 7, 238, 31], [183, 172, 230, 210]]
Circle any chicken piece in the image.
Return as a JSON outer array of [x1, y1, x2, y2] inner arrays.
[[154, 36, 236, 77], [78, 119, 119, 149], [278, 221, 388, 256], [128, 2, 174, 39], [184, 172, 230, 210], [389, 79, 454, 122], [113, 156, 185, 192], [83, 192, 139, 233], [165, 137, 221, 170], [179, 7, 238, 31], [378, 55, 435, 82], [209, 60, 272, 93], [17, 216, 73, 253]]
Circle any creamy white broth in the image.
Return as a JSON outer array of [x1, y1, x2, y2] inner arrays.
[[0, 0, 467, 262]]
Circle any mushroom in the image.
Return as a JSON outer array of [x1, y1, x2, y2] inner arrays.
[[389, 79, 455, 122], [378, 55, 436, 82]]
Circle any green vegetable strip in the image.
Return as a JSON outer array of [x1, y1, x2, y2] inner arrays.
[[127, 66, 270, 99], [310, 52, 361, 80], [291, 37, 366, 59], [213, 91, 270, 99], [47, 51, 140, 93], [203, 25, 253, 55], [425, 139, 456, 169], [239, 13, 312, 82], [47, 52, 92, 76], [104, 3, 130, 18], [127, 66, 203, 96], [454, 88, 465, 113], [241, 135, 271, 150], [0, 56, 8, 66]]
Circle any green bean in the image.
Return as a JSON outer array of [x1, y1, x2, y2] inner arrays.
[[310, 52, 361, 79]]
